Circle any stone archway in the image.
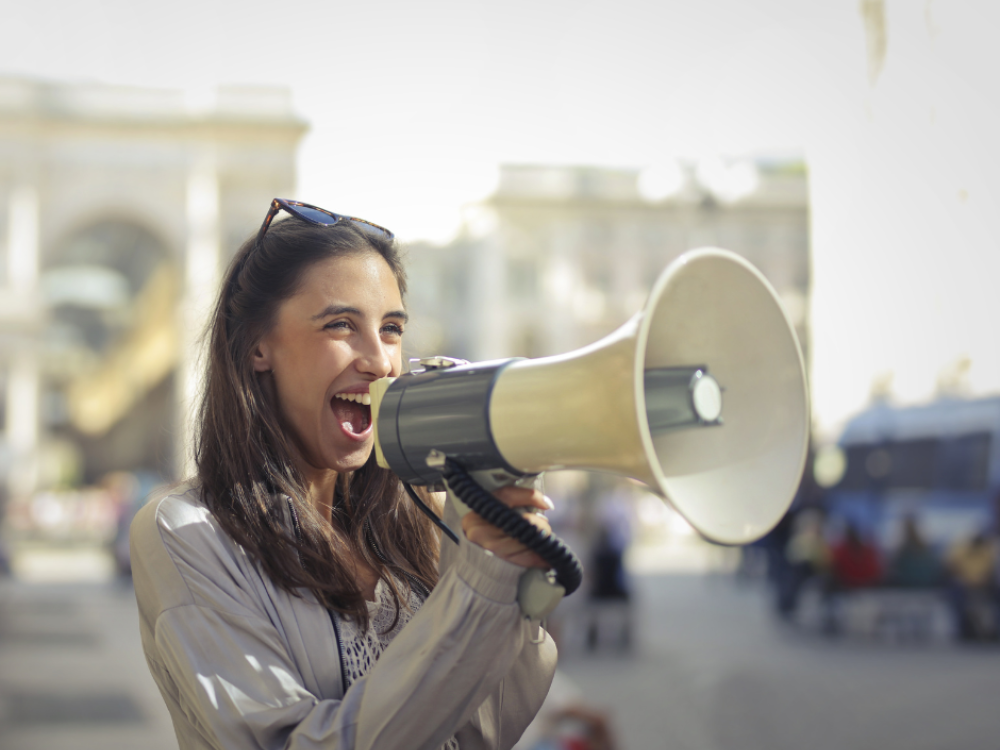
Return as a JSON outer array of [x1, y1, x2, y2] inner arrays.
[[42, 219, 179, 484]]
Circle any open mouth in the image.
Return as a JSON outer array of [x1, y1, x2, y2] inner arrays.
[[332, 392, 372, 437]]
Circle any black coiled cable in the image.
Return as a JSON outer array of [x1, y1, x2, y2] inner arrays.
[[440, 458, 583, 596], [403, 482, 460, 544]]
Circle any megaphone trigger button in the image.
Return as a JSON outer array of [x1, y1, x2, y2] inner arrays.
[[425, 449, 447, 469]]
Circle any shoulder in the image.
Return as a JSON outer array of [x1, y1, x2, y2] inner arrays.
[[130, 481, 255, 617], [131, 480, 220, 558]]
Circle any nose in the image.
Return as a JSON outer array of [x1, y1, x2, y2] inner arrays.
[[356, 331, 394, 379]]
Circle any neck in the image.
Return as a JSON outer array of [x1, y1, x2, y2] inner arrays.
[[301, 468, 339, 524]]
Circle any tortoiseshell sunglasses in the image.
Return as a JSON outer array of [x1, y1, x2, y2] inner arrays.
[[257, 198, 395, 242]]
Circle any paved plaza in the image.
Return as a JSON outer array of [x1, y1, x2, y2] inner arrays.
[[556, 574, 1000, 750], [1, 550, 999, 750]]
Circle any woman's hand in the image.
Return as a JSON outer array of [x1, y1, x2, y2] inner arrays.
[[461, 486, 554, 569]]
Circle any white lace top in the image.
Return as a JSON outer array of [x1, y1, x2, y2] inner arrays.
[[336, 578, 459, 750]]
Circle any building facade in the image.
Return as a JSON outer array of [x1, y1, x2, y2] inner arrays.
[[0, 76, 306, 501], [405, 161, 810, 368]]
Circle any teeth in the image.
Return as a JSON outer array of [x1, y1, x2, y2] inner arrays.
[[335, 392, 371, 405]]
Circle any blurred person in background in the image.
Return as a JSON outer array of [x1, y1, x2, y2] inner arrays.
[[104, 471, 139, 577], [586, 523, 632, 652], [739, 508, 793, 585], [106, 470, 166, 578], [0, 445, 10, 576], [583, 487, 633, 652], [513, 671, 618, 750], [0, 490, 9, 577], [829, 521, 882, 589], [887, 515, 942, 589], [945, 529, 997, 641], [822, 521, 881, 634], [527, 705, 617, 750], [130, 202, 557, 750], [775, 508, 829, 621]]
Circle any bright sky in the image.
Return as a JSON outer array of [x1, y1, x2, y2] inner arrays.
[[1, 0, 837, 240], [3, 0, 999, 437]]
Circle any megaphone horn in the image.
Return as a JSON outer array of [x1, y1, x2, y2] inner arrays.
[[372, 248, 809, 546]]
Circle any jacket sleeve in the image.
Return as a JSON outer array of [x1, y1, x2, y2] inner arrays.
[[439, 494, 559, 750], [133, 492, 555, 750]]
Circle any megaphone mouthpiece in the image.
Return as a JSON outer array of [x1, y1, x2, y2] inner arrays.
[[644, 366, 723, 431]]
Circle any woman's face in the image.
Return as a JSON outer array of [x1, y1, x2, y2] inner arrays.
[[254, 251, 405, 477]]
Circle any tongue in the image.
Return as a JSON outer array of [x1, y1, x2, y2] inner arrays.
[[331, 399, 370, 435]]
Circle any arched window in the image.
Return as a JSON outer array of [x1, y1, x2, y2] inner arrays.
[[42, 220, 177, 482]]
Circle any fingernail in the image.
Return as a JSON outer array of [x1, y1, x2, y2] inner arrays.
[[542, 495, 555, 510]]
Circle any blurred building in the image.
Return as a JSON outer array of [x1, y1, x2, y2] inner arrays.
[[405, 159, 810, 365], [0, 76, 306, 504]]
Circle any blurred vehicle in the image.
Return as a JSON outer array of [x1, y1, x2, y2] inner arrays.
[[824, 396, 1000, 551], [788, 396, 1000, 640]]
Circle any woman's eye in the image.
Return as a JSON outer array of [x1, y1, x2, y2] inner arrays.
[[325, 320, 351, 331], [382, 324, 405, 336]]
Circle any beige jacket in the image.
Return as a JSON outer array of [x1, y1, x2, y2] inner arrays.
[[130, 482, 557, 750]]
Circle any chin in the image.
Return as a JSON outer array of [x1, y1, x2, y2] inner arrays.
[[330, 443, 375, 474]]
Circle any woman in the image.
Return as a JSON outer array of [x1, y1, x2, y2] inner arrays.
[[130, 200, 558, 750]]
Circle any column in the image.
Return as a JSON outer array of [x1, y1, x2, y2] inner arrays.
[[175, 152, 220, 479], [468, 229, 509, 362], [542, 219, 581, 355], [5, 186, 41, 500]]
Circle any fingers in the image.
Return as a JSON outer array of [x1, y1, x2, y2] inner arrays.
[[461, 489, 555, 569], [463, 512, 552, 551], [490, 486, 554, 513], [464, 525, 549, 568]]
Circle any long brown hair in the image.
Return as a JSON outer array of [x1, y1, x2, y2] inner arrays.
[[195, 216, 439, 629]]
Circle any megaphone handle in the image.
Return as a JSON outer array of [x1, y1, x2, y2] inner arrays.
[[439, 459, 583, 620], [446, 469, 542, 518]]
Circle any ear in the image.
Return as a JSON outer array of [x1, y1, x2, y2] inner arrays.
[[253, 339, 273, 373]]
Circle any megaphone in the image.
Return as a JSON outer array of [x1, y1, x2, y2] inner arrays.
[[371, 247, 809, 547]]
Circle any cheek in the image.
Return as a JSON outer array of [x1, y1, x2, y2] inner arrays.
[[274, 348, 340, 411], [302, 343, 351, 381]]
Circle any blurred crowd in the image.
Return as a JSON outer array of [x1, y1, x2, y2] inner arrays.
[[0, 470, 166, 580], [752, 508, 1000, 642]]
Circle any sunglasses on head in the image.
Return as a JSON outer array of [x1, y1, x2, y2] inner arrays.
[[257, 198, 394, 242]]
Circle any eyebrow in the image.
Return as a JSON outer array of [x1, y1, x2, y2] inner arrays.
[[311, 305, 409, 323]]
